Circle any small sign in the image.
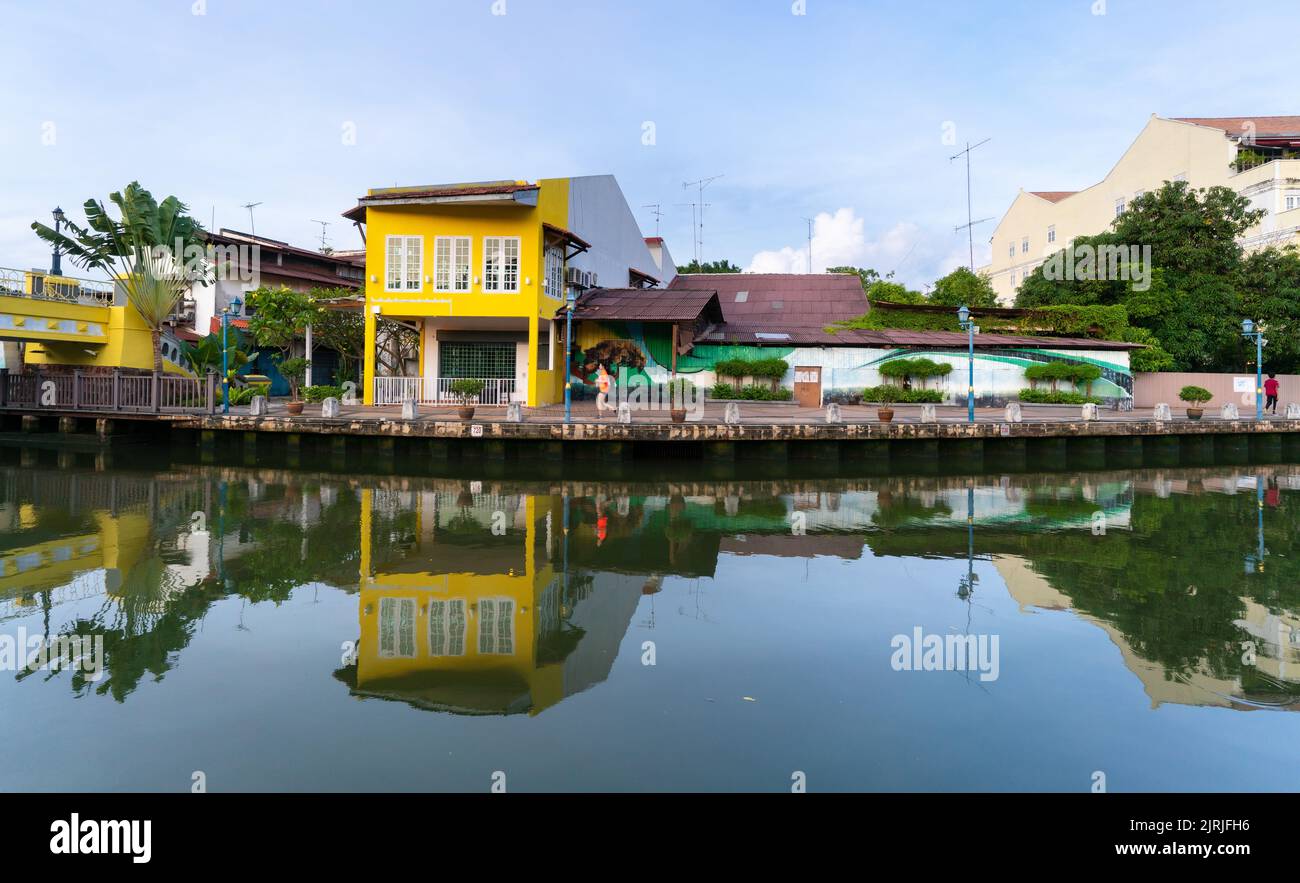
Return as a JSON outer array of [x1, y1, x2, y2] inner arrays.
[[1000, 424, 1011, 437], [470, 424, 484, 438], [1233, 377, 1254, 393]]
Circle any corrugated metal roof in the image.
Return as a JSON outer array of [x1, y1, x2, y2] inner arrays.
[[695, 324, 1141, 350], [669, 273, 868, 326]]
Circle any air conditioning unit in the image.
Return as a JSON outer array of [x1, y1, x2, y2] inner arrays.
[[566, 267, 585, 286], [582, 271, 595, 289], [590, 272, 598, 287]]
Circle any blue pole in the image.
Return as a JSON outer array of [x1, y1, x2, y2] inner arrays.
[[564, 298, 574, 424], [967, 323, 975, 423], [221, 312, 230, 414], [1256, 332, 1264, 421]]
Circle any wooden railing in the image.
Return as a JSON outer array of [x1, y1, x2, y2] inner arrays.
[[0, 369, 217, 414]]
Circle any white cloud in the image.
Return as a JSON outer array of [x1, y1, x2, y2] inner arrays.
[[746, 209, 921, 278]]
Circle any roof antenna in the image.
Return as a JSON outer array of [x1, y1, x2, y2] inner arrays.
[[241, 202, 263, 238], [802, 217, 815, 273], [682, 174, 724, 266], [950, 139, 992, 270], [641, 204, 663, 237], [311, 219, 332, 253]]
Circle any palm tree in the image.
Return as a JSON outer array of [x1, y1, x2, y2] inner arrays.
[[32, 182, 208, 373]]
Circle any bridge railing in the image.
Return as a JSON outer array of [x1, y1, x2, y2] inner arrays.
[[0, 369, 216, 415], [0, 267, 116, 306]]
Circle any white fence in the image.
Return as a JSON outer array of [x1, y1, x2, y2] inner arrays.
[[373, 377, 516, 406]]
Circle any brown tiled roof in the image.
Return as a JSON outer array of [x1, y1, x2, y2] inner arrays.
[[342, 183, 539, 223], [563, 288, 723, 323], [542, 222, 591, 251], [1028, 191, 1076, 203], [669, 273, 868, 326], [1174, 116, 1300, 138]]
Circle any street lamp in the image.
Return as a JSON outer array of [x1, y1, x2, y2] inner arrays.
[[1241, 318, 1265, 421], [50, 207, 66, 276], [957, 305, 975, 423], [222, 295, 244, 414], [563, 288, 577, 424]]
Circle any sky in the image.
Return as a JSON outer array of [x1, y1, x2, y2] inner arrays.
[[2, 0, 1298, 291]]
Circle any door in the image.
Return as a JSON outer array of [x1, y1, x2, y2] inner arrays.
[[793, 365, 822, 408]]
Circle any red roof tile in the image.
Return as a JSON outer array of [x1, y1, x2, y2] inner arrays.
[[1174, 116, 1300, 139], [563, 288, 723, 323], [1029, 191, 1076, 203]]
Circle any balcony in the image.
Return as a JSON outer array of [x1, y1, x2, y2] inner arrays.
[[373, 376, 517, 406]]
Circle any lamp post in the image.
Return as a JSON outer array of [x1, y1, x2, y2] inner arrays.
[[958, 305, 975, 423], [50, 207, 66, 276], [1241, 319, 1265, 421], [221, 295, 244, 414], [564, 289, 577, 424]]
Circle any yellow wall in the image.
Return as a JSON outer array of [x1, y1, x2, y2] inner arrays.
[[362, 179, 571, 406]]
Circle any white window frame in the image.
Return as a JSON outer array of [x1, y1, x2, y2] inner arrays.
[[544, 244, 565, 298], [428, 598, 467, 657], [1008, 243, 1015, 259], [1047, 225, 1056, 244], [483, 236, 521, 293], [378, 597, 418, 659], [434, 236, 472, 293], [1115, 197, 1126, 217], [1286, 193, 1300, 211], [477, 597, 516, 655], [384, 236, 423, 293], [1021, 237, 1029, 254]]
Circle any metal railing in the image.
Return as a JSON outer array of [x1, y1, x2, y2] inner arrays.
[[373, 376, 517, 406], [0, 266, 115, 306], [0, 369, 216, 414]]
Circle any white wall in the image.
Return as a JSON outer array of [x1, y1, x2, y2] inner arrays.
[[566, 175, 664, 289]]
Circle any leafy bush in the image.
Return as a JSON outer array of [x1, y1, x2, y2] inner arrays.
[[303, 385, 344, 403], [1179, 385, 1212, 405], [228, 384, 269, 406], [709, 383, 792, 401], [863, 385, 942, 403], [709, 383, 737, 400], [450, 378, 486, 403], [879, 357, 953, 381], [713, 357, 788, 381], [1018, 389, 1102, 405]]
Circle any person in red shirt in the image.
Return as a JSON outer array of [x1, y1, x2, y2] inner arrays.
[[1264, 373, 1280, 415]]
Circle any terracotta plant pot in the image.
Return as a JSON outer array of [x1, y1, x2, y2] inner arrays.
[[670, 408, 687, 424], [286, 401, 304, 416], [878, 407, 895, 423], [1186, 407, 1203, 421], [458, 406, 476, 420]]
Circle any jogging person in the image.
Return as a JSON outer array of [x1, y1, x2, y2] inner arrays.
[[595, 364, 614, 418], [1264, 373, 1280, 416]]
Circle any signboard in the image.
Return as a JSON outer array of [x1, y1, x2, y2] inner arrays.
[[1233, 377, 1255, 393]]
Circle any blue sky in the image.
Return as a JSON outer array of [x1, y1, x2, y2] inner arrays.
[[2, 0, 1297, 289]]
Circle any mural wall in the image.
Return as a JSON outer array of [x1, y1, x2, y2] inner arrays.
[[571, 320, 1133, 404]]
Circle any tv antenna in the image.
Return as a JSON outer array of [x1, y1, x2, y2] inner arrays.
[[241, 202, 263, 238], [802, 217, 815, 273], [949, 138, 992, 270], [311, 219, 332, 252], [682, 174, 724, 265], [641, 204, 663, 237]]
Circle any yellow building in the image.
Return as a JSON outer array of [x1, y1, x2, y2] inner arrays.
[[342, 176, 671, 407], [984, 114, 1300, 304]]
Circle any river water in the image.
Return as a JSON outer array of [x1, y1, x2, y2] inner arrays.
[[2, 445, 1298, 792]]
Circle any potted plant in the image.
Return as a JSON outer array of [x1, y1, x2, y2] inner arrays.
[[279, 357, 309, 415], [450, 378, 485, 420], [873, 385, 899, 423], [668, 378, 693, 424], [1179, 385, 1212, 420]]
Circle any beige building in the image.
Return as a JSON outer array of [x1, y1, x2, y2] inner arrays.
[[983, 114, 1300, 304]]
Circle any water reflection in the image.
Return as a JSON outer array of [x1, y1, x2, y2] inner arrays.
[[3, 458, 1299, 715]]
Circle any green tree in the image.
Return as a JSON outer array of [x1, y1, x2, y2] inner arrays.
[[308, 287, 365, 384], [246, 286, 320, 400], [929, 266, 998, 308], [676, 259, 741, 274], [31, 182, 208, 373], [1237, 247, 1300, 374]]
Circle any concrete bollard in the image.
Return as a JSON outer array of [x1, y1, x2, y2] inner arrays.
[[1081, 403, 1099, 421], [1004, 402, 1022, 423], [920, 403, 937, 422], [825, 403, 842, 424], [1287, 402, 1300, 419], [724, 402, 741, 425], [1153, 402, 1172, 421], [401, 399, 419, 420], [1221, 403, 1239, 420], [249, 395, 267, 416], [507, 402, 523, 423], [617, 402, 631, 424], [321, 397, 340, 418]]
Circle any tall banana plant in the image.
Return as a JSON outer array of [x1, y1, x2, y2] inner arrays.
[[32, 182, 209, 373]]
